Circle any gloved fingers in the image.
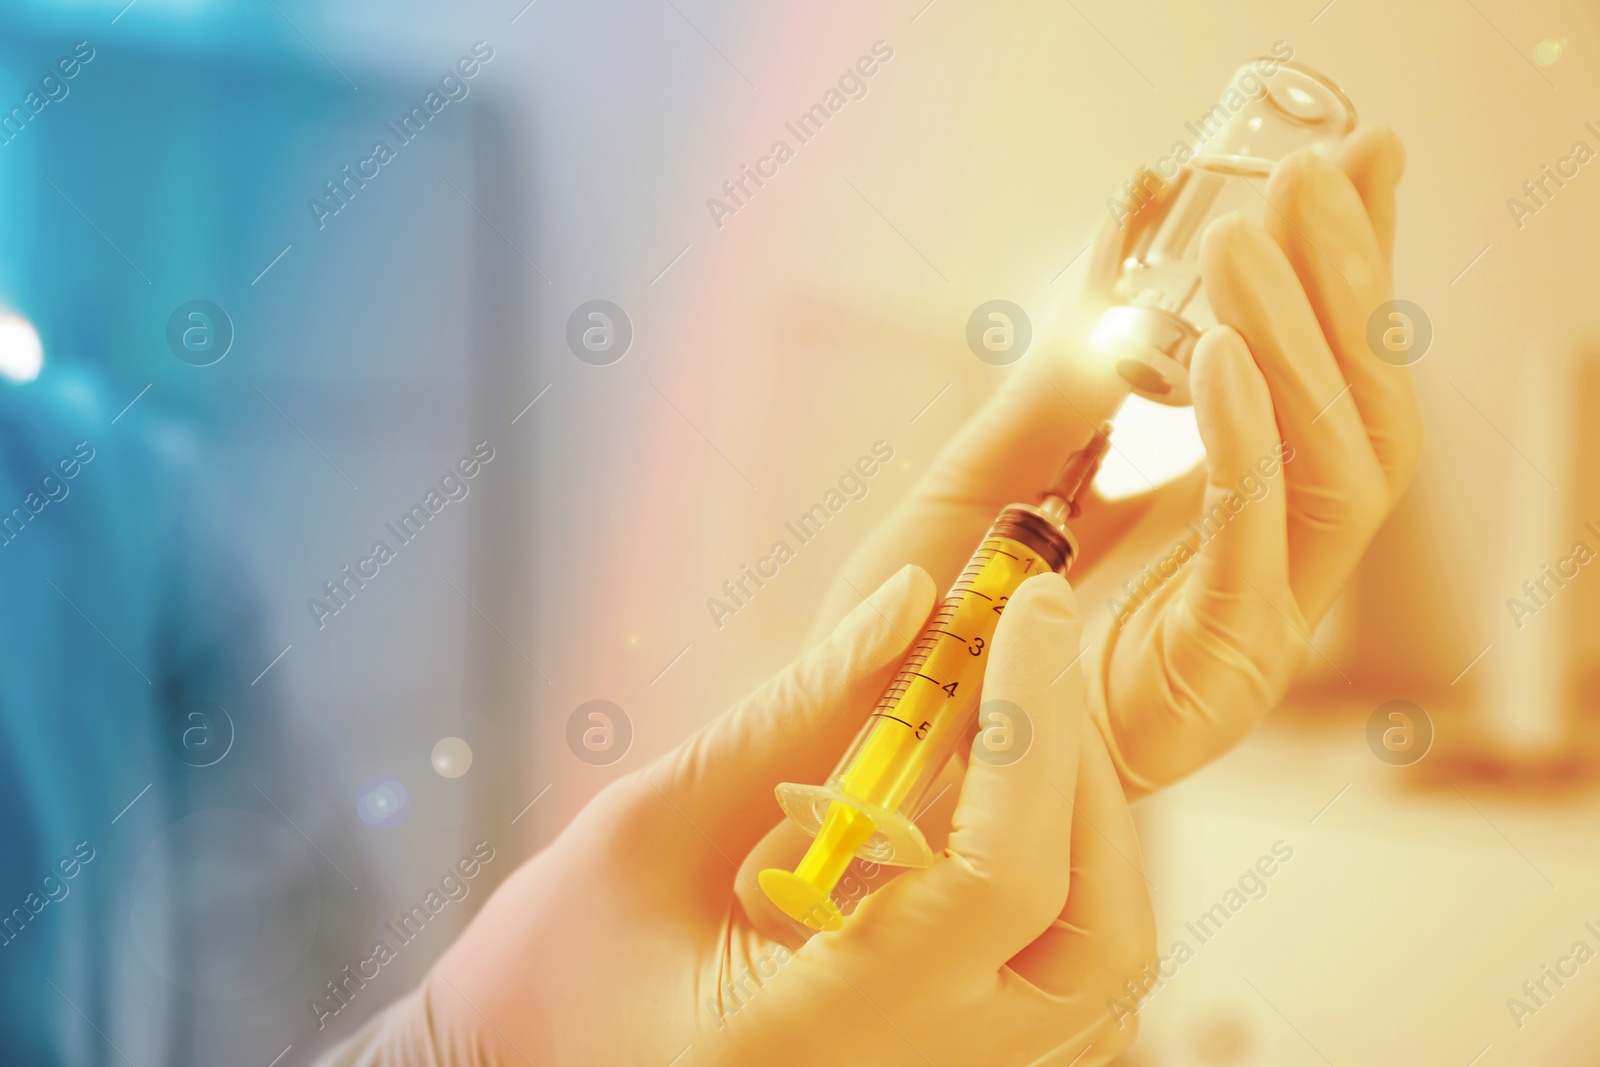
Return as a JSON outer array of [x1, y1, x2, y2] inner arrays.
[[1337, 124, 1405, 270], [645, 564, 935, 885], [1006, 719, 1157, 1010], [1267, 140, 1423, 505], [1096, 326, 1302, 790], [1200, 209, 1389, 626], [1173, 325, 1292, 620], [1085, 166, 1170, 308], [863, 573, 1083, 969]]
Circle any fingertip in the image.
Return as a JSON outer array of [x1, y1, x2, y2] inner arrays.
[[1190, 325, 1280, 470], [877, 561, 938, 630], [1192, 321, 1248, 361], [834, 563, 937, 663], [1198, 211, 1271, 284], [1340, 123, 1406, 190], [1011, 570, 1080, 625], [888, 562, 939, 611], [1339, 124, 1404, 265], [1266, 146, 1357, 228], [991, 574, 1084, 698], [1191, 325, 1266, 406]]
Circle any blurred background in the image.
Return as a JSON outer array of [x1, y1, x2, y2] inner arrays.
[[2, 0, 1598, 1064]]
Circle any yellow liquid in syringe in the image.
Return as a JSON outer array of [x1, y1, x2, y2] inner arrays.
[[762, 507, 1070, 931]]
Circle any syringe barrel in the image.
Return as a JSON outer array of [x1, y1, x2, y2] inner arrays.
[[772, 505, 1073, 868]]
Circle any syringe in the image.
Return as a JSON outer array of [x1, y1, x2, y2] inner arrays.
[[760, 425, 1113, 931]]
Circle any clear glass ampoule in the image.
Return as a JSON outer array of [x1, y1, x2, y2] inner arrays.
[[1094, 59, 1359, 406]]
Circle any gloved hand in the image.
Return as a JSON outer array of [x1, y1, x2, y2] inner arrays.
[[318, 567, 1157, 1066], [806, 124, 1422, 794]]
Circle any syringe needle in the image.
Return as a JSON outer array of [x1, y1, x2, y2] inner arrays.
[[1038, 423, 1112, 525]]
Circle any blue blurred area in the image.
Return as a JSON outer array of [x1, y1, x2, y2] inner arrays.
[[0, 5, 533, 1064], [0, 363, 325, 1065]]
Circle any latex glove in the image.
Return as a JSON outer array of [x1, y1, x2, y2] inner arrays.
[[318, 567, 1156, 1067], [808, 125, 1421, 794]]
